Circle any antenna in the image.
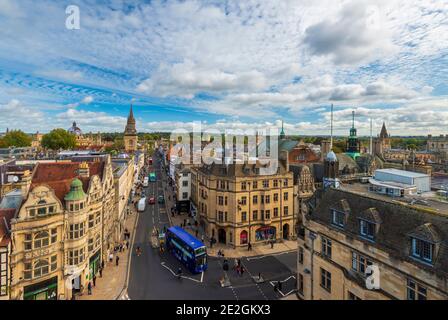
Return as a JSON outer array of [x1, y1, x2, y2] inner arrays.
[[352, 110, 355, 128], [370, 118, 373, 155], [330, 104, 333, 149]]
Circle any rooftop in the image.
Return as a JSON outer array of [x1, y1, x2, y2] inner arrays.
[[375, 168, 429, 178]]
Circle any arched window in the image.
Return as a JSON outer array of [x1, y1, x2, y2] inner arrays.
[[33, 259, 49, 278], [34, 231, 50, 248]]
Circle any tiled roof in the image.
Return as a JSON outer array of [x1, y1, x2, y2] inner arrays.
[[30, 162, 105, 202], [309, 188, 448, 276]]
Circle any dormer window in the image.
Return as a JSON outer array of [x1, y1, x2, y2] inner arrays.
[[411, 237, 433, 264], [331, 209, 345, 228], [360, 219, 376, 240]]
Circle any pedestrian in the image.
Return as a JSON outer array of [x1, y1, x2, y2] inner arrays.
[[116, 255, 120, 266], [201, 235, 205, 243], [234, 259, 238, 270], [240, 266, 245, 276], [248, 242, 252, 251], [99, 267, 103, 278], [93, 275, 97, 287], [87, 282, 92, 295], [109, 252, 114, 263], [270, 239, 274, 249], [126, 241, 129, 250]]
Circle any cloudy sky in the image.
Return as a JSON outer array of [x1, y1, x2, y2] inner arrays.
[[0, 0, 447, 136]]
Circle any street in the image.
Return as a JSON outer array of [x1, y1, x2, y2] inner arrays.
[[127, 153, 298, 300]]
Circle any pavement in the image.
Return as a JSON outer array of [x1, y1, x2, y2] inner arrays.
[[78, 172, 142, 300]]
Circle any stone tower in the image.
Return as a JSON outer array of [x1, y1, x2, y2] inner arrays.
[[124, 104, 138, 153]]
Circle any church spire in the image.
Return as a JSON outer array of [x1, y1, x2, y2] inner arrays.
[[380, 121, 389, 138], [279, 120, 286, 140], [124, 103, 137, 135]]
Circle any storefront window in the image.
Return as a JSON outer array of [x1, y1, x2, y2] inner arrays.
[[255, 227, 276, 241], [240, 231, 248, 245]]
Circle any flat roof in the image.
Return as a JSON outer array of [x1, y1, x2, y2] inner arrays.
[[375, 168, 429, 178]]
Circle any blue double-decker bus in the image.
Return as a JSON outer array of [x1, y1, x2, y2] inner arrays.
[[165, 226, 207, 274]]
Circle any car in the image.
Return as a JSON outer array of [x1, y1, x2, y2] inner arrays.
[[158, 195, 165, 204], [148, 196, 155, 204]]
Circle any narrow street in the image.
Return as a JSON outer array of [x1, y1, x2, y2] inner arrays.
[[127, 152, 298, 300]]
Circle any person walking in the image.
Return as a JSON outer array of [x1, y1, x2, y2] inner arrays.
[[93, 275, 97, 287], [116, 255, 120, 266], [270, 239, 274, 249], [248, 242, 252, 251], [87, 282, 92, 295], [99, 267, 103, 278], [240, 266, 245, 277], [109, 252, 114, 263]]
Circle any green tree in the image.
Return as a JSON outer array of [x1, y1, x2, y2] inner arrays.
[[41, 129, 76, 150], [0, 130, 32, 147]]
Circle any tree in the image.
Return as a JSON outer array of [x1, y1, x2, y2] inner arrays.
[[41, 129, 76, 150], [0, 130, 32, 147]]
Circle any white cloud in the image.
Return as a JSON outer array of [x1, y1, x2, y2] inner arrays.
[[81, 96, 94, 104]]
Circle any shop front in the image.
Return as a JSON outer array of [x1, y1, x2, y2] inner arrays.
[[89, 249, 101, 280], [255, 226, 276, 242], [23, 276, 58, 300], [240, 230, 248, 245]]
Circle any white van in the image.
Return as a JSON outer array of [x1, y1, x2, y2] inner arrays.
[[138, 198, 146, 212], [143, 177, 149, 187]]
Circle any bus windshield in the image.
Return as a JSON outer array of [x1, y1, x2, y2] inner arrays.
[[195, 246, 206, 256]]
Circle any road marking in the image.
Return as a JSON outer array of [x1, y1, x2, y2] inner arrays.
[[246, 250, 296, 261], [160, 262, 202, 283], [200, 271, 204, 283], [269, 275, 297, 297], [240, 260, 268, 300]]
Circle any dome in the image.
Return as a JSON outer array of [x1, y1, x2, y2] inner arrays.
[[64, 178, 86, 201], [326, 150, 338, 162], [68, 121, 82, 136]]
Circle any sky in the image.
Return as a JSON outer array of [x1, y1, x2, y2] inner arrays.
[[0, 0, 447, 136]]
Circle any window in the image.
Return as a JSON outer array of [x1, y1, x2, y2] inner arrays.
[[273, 207, 279, 217], [284, 192, 289, 201], [298, 273, 304, 295], [69, 222, 85, 240], [253, 181, 258, 189], [252, 195, 258, 204], [283, 179, 288, 187], [68, 248, 85, 265], [29, 208, 36, 217], [33, 259, 49, 278], [88, 238, 94, 252], [273, 180, 278, 188], [241, 212, 247, 222], [265, 195, 270, 204], [263, 180, 269, 188], [351, 252, 373, 274], [218, 211, 224, 223], [273, 193, 279, 202], [24, 262, 32, 280], [50, 255, 57, 271], [24, 234, 32, 250], [320, 268, 331, 292], [241, 182, 247, 190], [265, 210, 271, 219], [34, 231, 49, 249], [253, 210, 258, 220], [360, 219, 375, 240], [50, 228, 57, 243], [283, 206, 289, 216], [407, 279, 427, 300], [182, 181, 188, 187], [348, 292, 362, 300], [411, 238, 433, 263], [240, 197, 247, 205], [182, 192, 188, 199], [321, 237, 332, 259], [299, 247, 304, 264], [88, 214, 94, 228], [331, 210, 345, 227], [95, 213, 100, 225], [218, 196, 224, 205], [0, 251, 8, 296], [37, 207, 46, 216], [261, 195, 265, 204]]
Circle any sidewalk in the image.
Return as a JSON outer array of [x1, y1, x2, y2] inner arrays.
[[161, 166, 297, 259], [78, 197, 139, 300]]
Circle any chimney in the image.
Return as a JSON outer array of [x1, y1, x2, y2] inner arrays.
[[78, 162, 90, 178]]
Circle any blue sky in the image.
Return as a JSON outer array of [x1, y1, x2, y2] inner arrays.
[[0, 0, 447, 135]]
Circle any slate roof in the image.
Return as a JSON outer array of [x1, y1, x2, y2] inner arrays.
[[308, 188, 448, 276]]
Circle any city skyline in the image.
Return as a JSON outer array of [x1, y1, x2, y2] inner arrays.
[[0, 1, 447, 135]]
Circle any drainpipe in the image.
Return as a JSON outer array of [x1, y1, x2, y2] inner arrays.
[[309, 230, 316, 300]]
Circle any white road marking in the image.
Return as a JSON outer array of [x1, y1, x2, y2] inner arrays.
[[269, 275, 297, 297], [160, 262, 202, 283], [200, 271, 204, 283]]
